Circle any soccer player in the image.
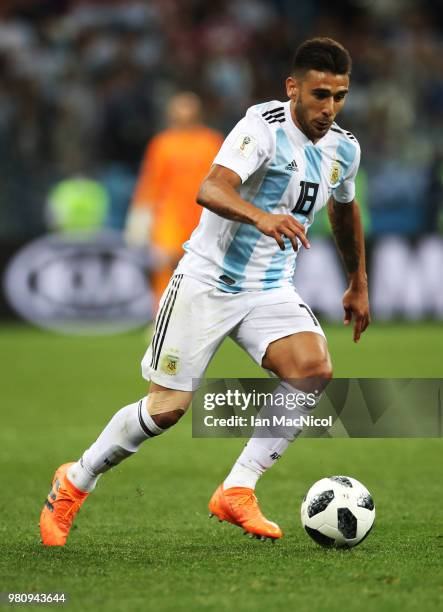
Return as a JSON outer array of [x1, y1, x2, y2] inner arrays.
[[40, 38, 370, 545], [125, 91, 223, 303]]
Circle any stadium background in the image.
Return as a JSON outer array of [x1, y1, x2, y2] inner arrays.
[[1, 1, 442, 611]]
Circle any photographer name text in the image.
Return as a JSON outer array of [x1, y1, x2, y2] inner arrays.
[[203, 415, 332, 428]]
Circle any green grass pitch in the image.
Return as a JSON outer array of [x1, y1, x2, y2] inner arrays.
[[0, 322, 442, 611]]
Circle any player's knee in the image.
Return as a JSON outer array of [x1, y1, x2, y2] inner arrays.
[[151, 409, 185, 429], [279, 354, 333, 382], [146, 385, 192, 430], [296, 355, 333, 381]]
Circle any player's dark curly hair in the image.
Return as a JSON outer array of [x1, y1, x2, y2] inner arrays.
[[292, 37, 352, 76]]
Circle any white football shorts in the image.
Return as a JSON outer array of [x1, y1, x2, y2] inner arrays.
[[141, 274, 325, 391]]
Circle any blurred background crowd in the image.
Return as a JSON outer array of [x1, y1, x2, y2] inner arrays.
[[1, 0, 443, 239]]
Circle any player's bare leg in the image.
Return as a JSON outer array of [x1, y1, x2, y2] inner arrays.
[[261, 332, 332, 383], [40, 383, 191, 546], [209, 332, 332, 540]]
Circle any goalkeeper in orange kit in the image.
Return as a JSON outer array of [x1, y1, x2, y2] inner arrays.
[[125, 91, 223, 303]]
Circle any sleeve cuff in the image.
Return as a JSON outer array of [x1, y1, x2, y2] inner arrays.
[[212, 159, 250, 184]]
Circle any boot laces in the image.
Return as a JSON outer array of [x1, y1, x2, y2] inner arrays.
[[235, 490, 258, 508], [54, 489, 83, 526]]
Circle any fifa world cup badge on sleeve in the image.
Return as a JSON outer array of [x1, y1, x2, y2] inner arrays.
[[233, 134, 257, 159], [161, 353, 180, 375]]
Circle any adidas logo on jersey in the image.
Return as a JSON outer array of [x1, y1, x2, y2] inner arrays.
[[285, 160, 298, 172]]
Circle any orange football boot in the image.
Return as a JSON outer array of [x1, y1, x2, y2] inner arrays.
[[208, 484, 282, 540], [40, 462, 89, 546]]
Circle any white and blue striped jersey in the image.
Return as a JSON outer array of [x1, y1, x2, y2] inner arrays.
[[176, 99, 360, 292]]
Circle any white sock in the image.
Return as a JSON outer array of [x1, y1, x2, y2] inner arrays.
[[224, 382, 321, 490], [67, 397, 164, 492], [223, 437, 291, 490]]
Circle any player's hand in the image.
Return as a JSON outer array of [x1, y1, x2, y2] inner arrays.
[[254, 212, 310, 251], [342, 285, 371, 343]]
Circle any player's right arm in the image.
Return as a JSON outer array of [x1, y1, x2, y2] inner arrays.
[[197, 165, 309, 252], [197, 106, 309, 251]]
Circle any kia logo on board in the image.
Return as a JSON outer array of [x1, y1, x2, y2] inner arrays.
[[4, 232, 154, 334]]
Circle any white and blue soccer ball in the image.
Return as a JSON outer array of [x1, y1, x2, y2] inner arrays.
[[301, 476, 375, 548]]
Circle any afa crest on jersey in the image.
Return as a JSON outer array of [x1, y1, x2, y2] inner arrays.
[[330, 159, 341, 186]]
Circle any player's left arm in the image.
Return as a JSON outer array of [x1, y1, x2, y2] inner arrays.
[[327, 196, 370, 343]]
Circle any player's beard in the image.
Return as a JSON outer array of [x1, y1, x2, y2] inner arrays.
[[295, 96, 317, 142]]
